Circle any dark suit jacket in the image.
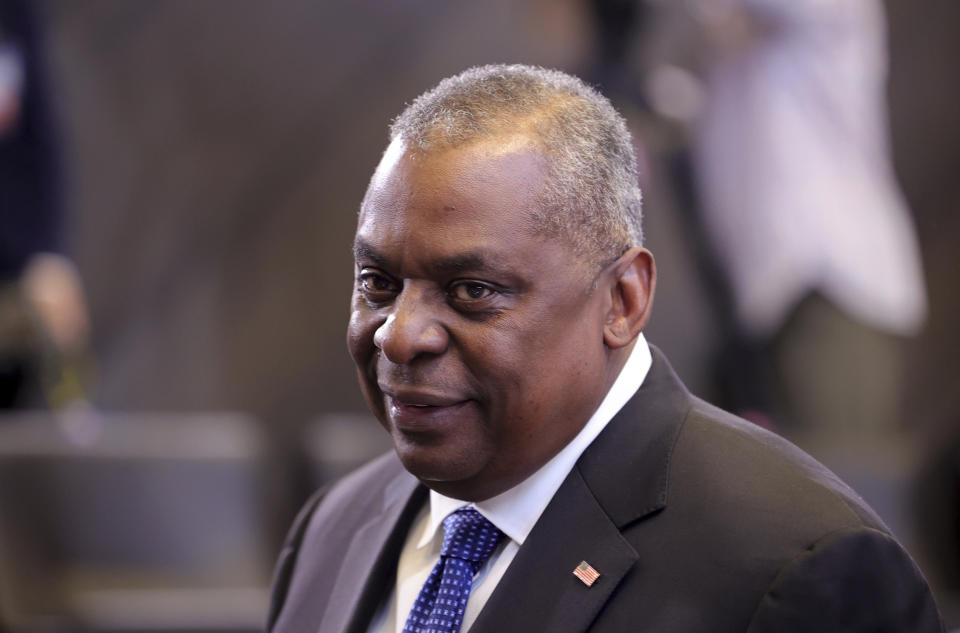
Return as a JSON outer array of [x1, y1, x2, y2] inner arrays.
[[267, 349, 943, 633]]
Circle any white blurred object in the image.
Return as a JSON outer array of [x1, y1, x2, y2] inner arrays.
[[647, 64, 704, 122], [692, 0, 927, 337]]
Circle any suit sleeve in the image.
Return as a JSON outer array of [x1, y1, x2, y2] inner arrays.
[[265, 488, 328, 633], [745, 526, 944, 633]]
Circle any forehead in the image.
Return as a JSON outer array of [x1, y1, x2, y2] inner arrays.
[[356, 137, 551, 265]]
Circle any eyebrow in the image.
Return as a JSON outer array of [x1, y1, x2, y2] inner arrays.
[[353, 241, 390, 269], [353, 239, 514, 278]]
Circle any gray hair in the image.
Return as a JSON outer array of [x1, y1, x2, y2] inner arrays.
[[389, 64, 643, 266]]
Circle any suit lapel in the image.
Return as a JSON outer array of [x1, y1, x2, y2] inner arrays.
[[470, 347, 692, 633], [319, 473, 427, 633], [577, 346, 692, 528], [470, 467, 638, 633]]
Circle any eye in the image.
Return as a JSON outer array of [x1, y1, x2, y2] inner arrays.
[[358, 270, 399, 301], [449, 281, 495, 302]]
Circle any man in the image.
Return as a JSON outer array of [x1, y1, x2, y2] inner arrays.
[[267, 65, 942, 633]]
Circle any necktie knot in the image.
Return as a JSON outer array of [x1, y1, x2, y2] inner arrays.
[[440, 507, 503, 568]]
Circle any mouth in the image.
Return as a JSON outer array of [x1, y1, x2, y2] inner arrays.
[[379, 386, 472, 432]]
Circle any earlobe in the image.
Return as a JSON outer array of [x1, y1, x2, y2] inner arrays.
[[603, 247, 656, 349]]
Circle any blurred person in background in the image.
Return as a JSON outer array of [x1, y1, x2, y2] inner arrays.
[[626, 0, 928, 436], [0, 0, 90, 410], [689, 0, 927, 437]]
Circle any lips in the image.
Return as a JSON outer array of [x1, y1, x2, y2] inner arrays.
[[380, 385, 472, 432]]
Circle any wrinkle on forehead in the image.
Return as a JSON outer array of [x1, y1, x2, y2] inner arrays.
[[355, 137, 600, 287], [356, 133, 599, 287], [360, 135, 546, 236]]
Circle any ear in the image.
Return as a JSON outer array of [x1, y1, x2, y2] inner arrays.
[[603, 247, 656, 349]]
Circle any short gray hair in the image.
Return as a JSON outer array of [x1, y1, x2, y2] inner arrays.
[[389, 64, 643, 266]]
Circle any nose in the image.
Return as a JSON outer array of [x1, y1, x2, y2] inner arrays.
[[373, 283, 448, 364]]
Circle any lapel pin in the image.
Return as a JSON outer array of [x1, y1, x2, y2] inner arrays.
[[573, 560, 600, 587]]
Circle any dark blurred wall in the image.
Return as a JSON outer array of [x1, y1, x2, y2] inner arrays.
[[885, 0, 960, 601], [38, 0, 591, 438], [886, 0, 960, 439], [34, 0, 960, 449]]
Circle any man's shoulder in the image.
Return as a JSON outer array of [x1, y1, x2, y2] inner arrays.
[[320, 449, 406, 500], [300, 450, 411, 531], [575, 387, 942, 631], [673, 396, 887, 535], [586, 347, 886, 541], [266, 450, 417, 633]]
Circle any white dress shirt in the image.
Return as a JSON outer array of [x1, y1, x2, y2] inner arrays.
[[369, 334, 652, 633]]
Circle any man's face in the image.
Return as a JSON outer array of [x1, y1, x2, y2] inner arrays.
[[348, 137, 615, 501]]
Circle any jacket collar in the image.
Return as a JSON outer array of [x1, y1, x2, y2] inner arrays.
[[577, 345, 692, 528], [318, 465, 426, 633], [468, 346, 692, 633]]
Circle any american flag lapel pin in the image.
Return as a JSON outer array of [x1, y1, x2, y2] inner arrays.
[[573, 560, 600, 587]]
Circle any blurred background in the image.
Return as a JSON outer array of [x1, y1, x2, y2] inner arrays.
[[1, 0, 958, 631]]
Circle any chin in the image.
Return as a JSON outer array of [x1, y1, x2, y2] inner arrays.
[[395, 445, 522, 502], [392, 437, 488, 496], [394, 441, 470, 481]]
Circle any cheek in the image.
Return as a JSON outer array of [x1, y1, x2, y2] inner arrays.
[[348, 306, 389, 421], [471, 303, 602, 406], [346, 303, 381, 366], [460, 320, 547, 403]]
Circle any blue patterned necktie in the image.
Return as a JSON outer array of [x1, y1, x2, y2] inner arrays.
[[402, 507, 505, 633]]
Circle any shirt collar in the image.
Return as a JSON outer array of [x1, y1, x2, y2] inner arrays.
[[417, 334, 652, 548]]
